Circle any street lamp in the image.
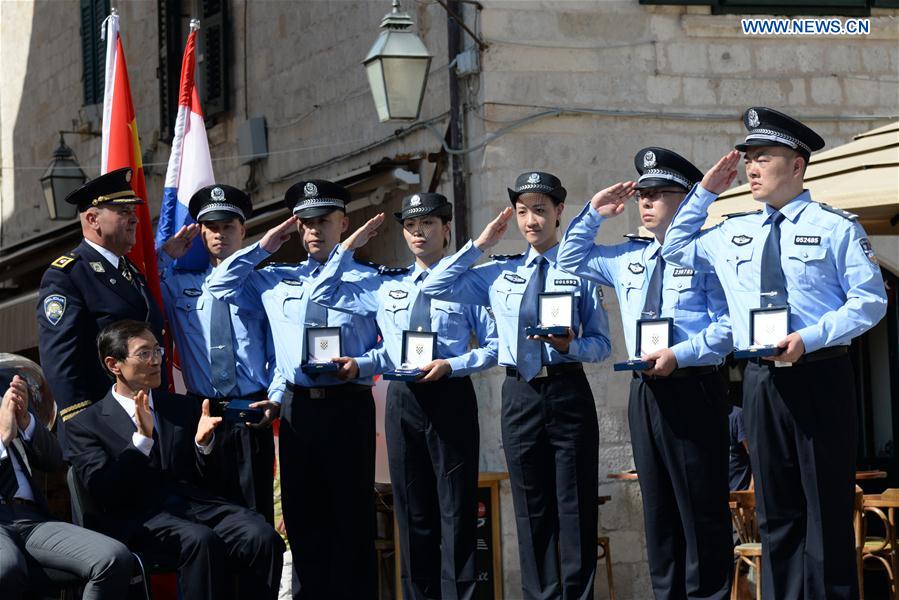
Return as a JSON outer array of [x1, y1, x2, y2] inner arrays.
[[40, 133, 87, 220], [363, 0, 432, 123]]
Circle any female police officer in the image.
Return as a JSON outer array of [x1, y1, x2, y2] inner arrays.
[[308, 193, 497, 600], [420, 173, 612, 600]]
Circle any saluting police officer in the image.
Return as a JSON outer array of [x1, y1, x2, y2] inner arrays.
[[557, 149, 733, 599], [158, 184, 277, 524], [207, 180, 382, 600], [37, 167, 165, 444], [309, 193, 499, 600], [421, 173, 612, 600], [662, 108, 888, 599]]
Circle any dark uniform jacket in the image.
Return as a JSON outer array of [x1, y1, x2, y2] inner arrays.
[[65, 390, 223, 543], [36, 240, 165, 434]]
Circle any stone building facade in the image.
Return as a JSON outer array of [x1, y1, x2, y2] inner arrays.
[[1, 1, 897, 597]]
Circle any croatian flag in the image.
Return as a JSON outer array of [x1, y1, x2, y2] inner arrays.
[[155, 19, 214, 270]]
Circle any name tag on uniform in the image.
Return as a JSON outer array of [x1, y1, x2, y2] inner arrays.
[[525, 292, 573, 337], [733, 307, 789, 359], [302, 327, 342, 374], [613, 318, 673, 371], [794, 236, 821, 245], [384, 331, 438, 381]]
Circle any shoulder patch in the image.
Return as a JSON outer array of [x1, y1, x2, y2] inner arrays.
[[490, 252, 525, 261], [50, 254, 77, 270], [859, 238, 878, 264], [379, 266, 411, 276], [819, 203, 858, 221], [723, 209, 763, 219], [623, 234, 653, 243], [43, 294, 67, 326]]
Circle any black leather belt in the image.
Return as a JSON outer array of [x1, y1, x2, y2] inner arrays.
[[749, 345, 848, 365], [0, 497, 38, 508], [289, 382, 372, 399], [633, 365, 720, 380], [505, 362, 583, 380]]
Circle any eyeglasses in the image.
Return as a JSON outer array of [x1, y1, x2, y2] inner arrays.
[[127, 347, 165, 363], [634, 190, 686, 203]]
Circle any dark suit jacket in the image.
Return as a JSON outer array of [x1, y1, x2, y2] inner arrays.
[[37, 240, 166, 443], [65, 390, 222, 542], [3, 413, 64, 516]]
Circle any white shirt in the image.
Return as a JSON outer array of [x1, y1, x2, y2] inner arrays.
[[111, 386, 213, 456], [84, 238, 121, 270], [0, 415, 37, 502]]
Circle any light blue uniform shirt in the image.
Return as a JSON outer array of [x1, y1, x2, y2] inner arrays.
[[420, 240, 612, 367], [310, 245, 499, 377], [159, 254, 274, 398], [662, 185, 887, 352], [206, 241, 383, 404], [558, 202, 732, 367]]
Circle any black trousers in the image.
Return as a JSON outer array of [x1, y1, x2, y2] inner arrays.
[[743, 356, 858, 600], [215, 421, 276, 525], [501, 370, 598, 600], [386, 376, 479, 600], [628, 371, 732, 600], [131, 497, 284, 600], [280, 385, 377, 600]]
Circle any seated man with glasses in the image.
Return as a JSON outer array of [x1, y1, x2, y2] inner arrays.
[[65, 319, 284, 600]]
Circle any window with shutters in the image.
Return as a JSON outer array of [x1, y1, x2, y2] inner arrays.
[[157, 0, 230, 142], [80, 0, 110, 106], [638, 0, 898, 15]]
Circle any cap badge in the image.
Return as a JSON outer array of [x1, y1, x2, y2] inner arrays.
[[211, 187, 225, 201], [124, 169, 132, 183], [410, 194, 421, 207], [643, 151, 656, 169], [527, 173, 541, 184], [304, 182, 318, 197], [747, 109, 760, 128]]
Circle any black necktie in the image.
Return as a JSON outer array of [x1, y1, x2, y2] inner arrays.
[[760, 211, 787, 308], [0, 455, 18, 501], [642, 254, 665, 318]]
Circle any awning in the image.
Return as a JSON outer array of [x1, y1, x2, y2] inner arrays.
[[707, 121, 899, 235]]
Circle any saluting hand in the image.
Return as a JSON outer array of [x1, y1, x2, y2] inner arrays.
[[343, 213, 385, 251], [331, 357, 360, 381], [418, 359, 452, 382], [248, 400, 280, 429], [766, 332, 805, 364], [261, 216, 299, 253], [195, 399, 222, 446], [161, 224, 201, 259], [134, 389, 154, 439], [474, 207, 514, 251], [641, 348, 678, 377], [528, 327, 575, 354], [701, 151, 741, 195], [591, 182, 636, 217]]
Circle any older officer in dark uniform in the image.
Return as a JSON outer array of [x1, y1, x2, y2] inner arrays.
[[37, 167, 165, 443], [663, 108, 888, 599], [158, 185, 277, 524]]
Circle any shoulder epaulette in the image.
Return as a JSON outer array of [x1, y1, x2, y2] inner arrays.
[[819, 203, 858, 221], [723, 209, 763, 219], [623, 234, 653, 243], [490, 252, 525, 261], [267, 262, 300, 267], [50, 253, 78, 271], [379, 265, 411, 276], [352, 257, 382, 271]]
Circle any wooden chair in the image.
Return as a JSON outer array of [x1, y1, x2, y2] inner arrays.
[[859, 487, 899, 599], [730, 490, 761, 600], [596, 536, 616, 600]]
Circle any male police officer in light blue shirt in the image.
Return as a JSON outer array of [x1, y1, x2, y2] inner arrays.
[[662, 108, 888, 599], [422, 172, 611, 600], [207, 180, 382, 600], [158, 184, 277, 524], [557, 148, 733, 599], [311, 193, 498, 600]]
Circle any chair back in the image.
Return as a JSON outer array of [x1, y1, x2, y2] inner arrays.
[[729, 490, 759, 545], [66, 466, 102, 530]]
